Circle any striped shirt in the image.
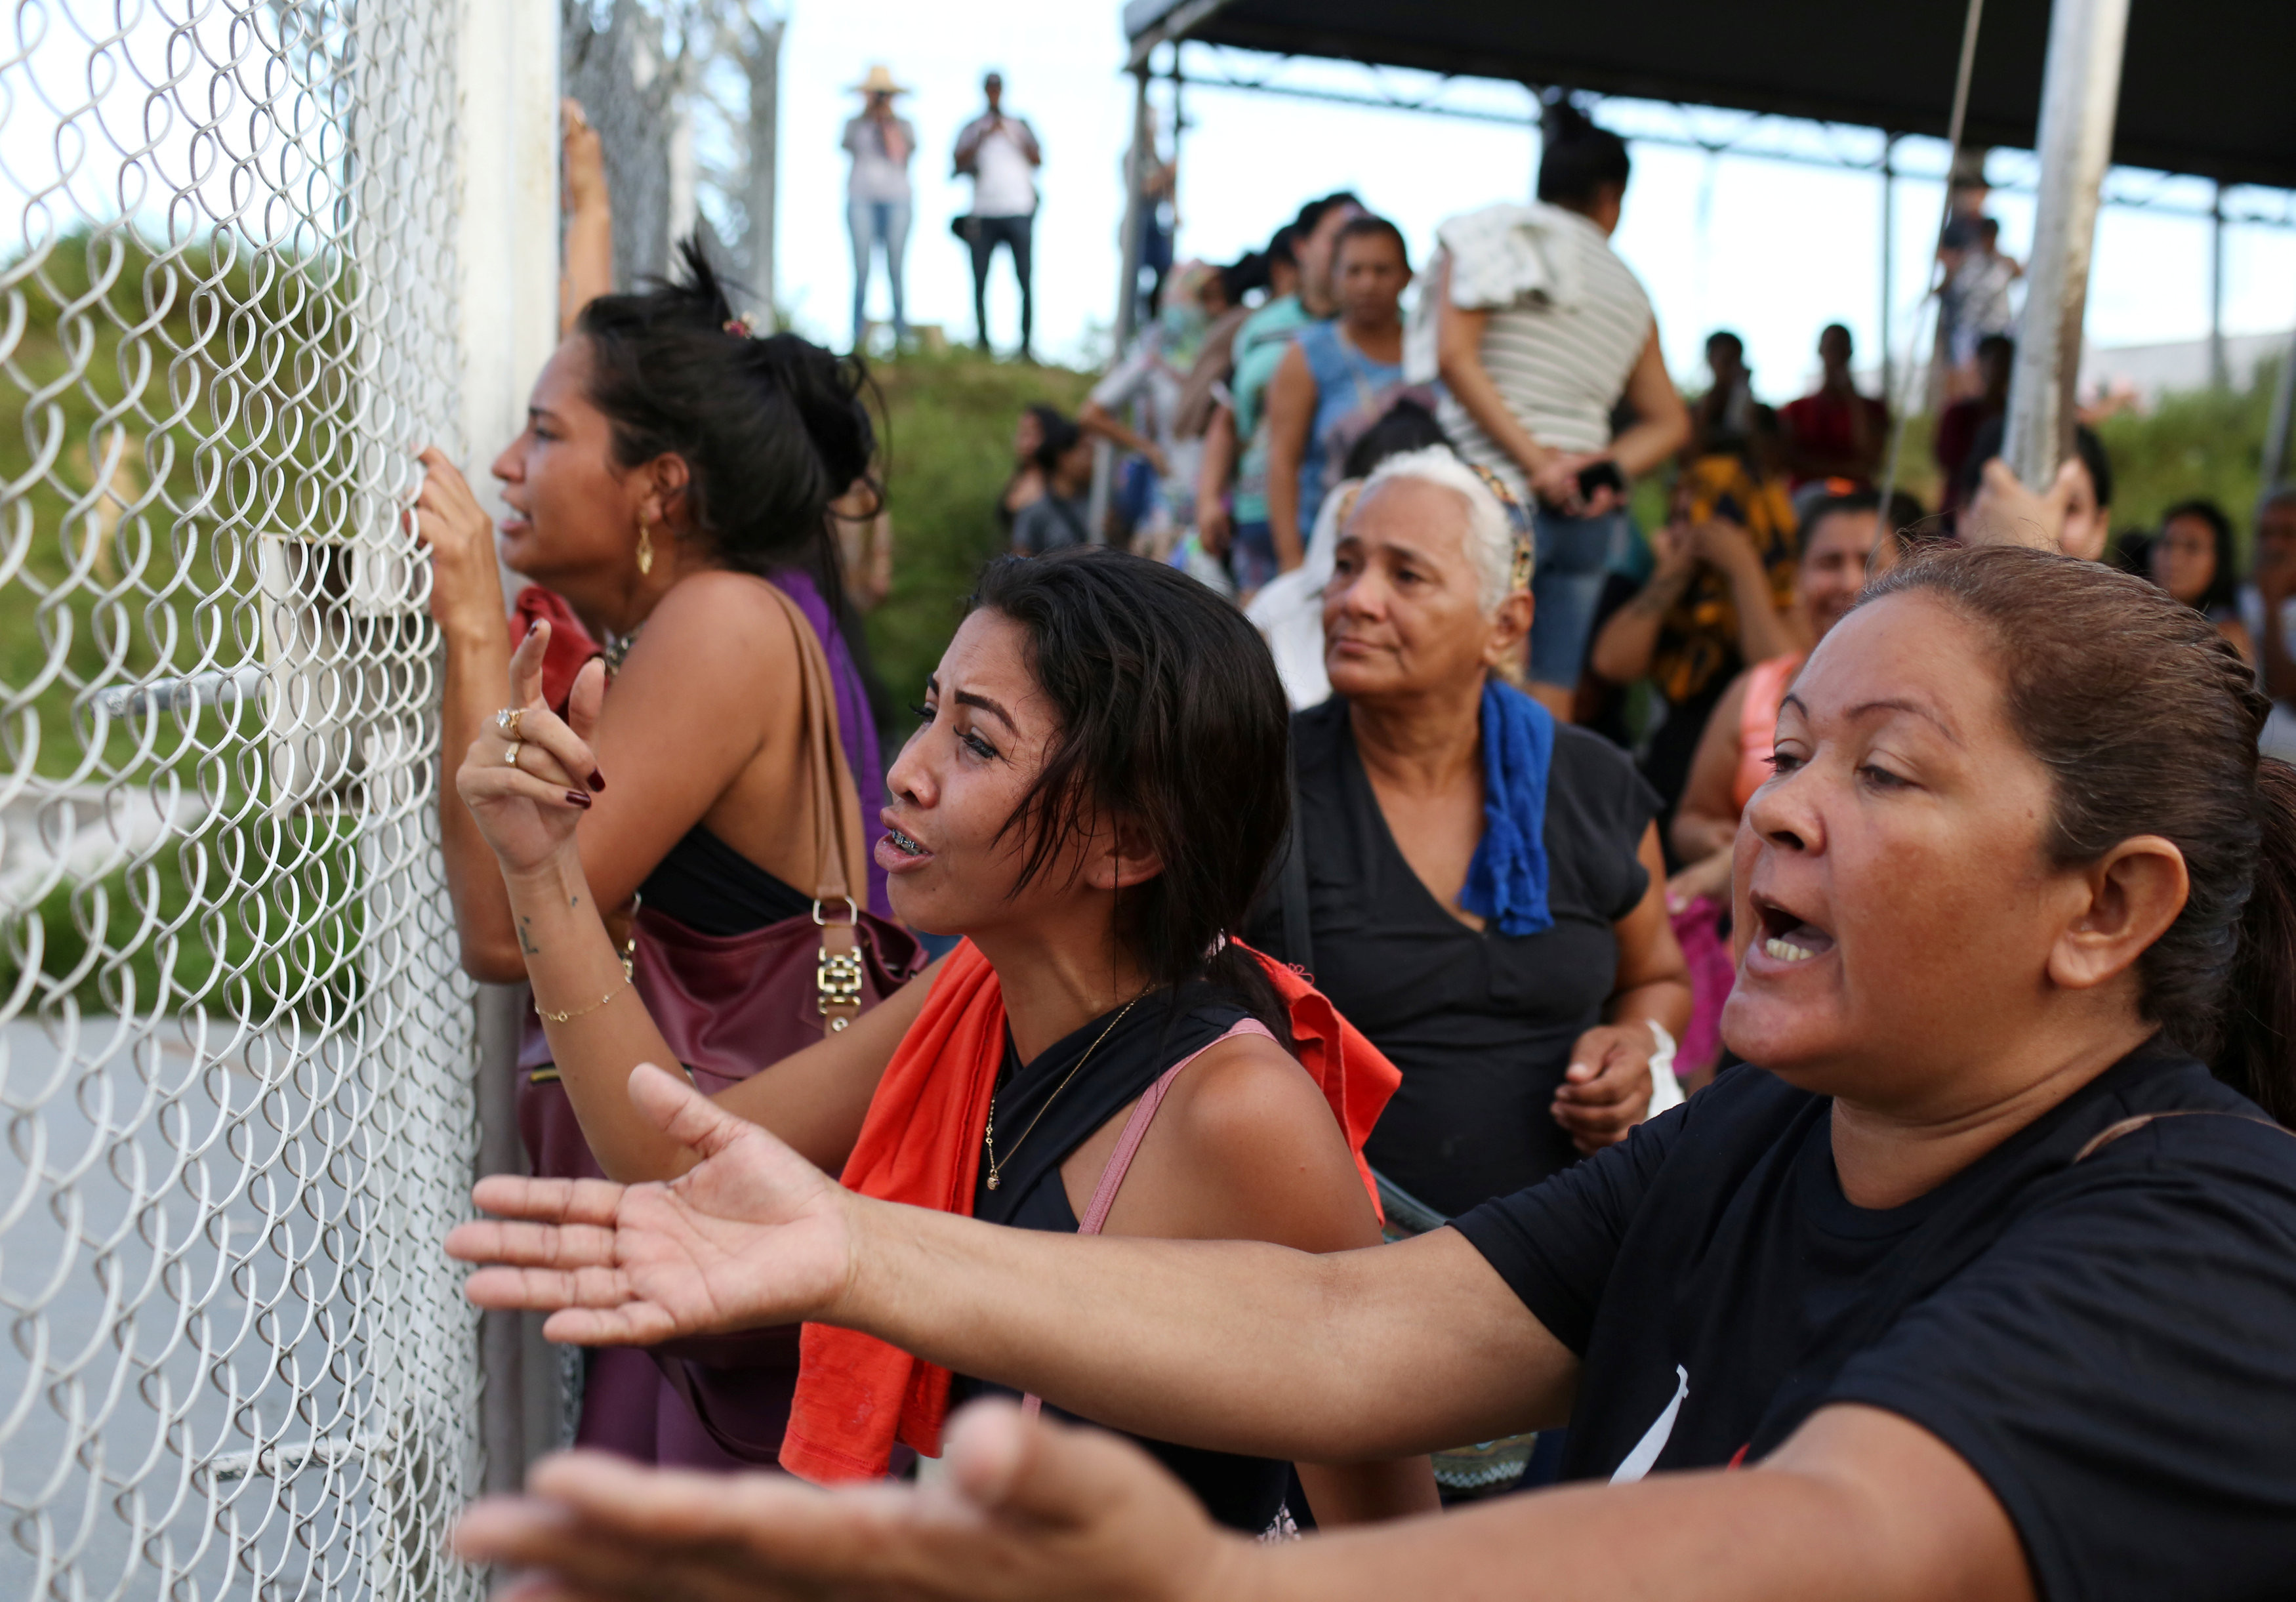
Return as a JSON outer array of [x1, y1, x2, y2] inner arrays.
[[1436, 210, 1652, 497]]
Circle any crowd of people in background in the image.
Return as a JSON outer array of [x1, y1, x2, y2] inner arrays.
[[424, 76, 2296, 1602]]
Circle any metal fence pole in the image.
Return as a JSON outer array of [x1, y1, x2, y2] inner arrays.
[[1088, 65, 1157, 543], [2001, 0, 2131, 489], [456, 0, 565, 1497], [2266, 324, 2296, 492]]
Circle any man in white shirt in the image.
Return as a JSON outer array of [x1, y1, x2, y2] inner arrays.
[[953, 72, 1041, 359]]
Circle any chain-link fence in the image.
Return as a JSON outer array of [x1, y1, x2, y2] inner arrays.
[[1, 3, 485, 1598]]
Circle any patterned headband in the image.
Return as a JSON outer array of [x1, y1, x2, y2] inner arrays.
[[1464, 461, 1536, 593]]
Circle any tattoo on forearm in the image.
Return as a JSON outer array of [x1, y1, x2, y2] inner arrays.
[[518, 916, 540, 956]]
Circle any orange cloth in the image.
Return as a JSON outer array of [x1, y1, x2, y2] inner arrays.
[[778, 937, 1402, 1483]]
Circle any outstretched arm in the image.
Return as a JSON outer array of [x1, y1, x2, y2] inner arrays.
[[560, 98, 613, 335], [457, 1394, 2034, 1602], [1262, 344, 1317, 572], [447, 1065, 1576, 1466]]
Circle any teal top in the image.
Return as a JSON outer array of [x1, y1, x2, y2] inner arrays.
[[1229, 295, 1318, 524]]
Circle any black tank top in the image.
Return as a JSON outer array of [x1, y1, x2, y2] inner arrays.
[[638, 825, 811, 934], [950, 986, 1292, 1535]]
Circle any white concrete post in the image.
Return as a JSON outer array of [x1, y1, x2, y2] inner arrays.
[[458, 0, 563, 501], [2001, 0, 2131, 490], [454, 0, 563, 1498]]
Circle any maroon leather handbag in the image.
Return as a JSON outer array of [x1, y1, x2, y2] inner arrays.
[[516, 582, 922, 1465]]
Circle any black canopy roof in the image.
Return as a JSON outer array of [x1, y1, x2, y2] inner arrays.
[[1123, 0, 2296, 191]]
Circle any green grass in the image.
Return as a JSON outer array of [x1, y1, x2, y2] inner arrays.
[[862, 348, 1096, 714], [2095, 363, 2284, 560], [1, 227, 403, 1025]]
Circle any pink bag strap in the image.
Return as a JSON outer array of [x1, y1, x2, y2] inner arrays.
[[1021, 1017, 1274, 1419]]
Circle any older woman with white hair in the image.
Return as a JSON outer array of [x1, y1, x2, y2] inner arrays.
[[1248, 448, 1689, 1488]]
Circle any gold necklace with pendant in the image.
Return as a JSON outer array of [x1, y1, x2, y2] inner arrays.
[[983, 996, 1142, 1192]]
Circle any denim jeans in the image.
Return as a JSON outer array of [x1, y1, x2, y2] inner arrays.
[[1527, 506, 1631, 689], [968, 213, 1034, 357], [848, 195, 911, 349], [1229, 520, 1279, 594]]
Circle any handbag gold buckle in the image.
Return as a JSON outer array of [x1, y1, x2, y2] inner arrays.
[[817, 945, 865, 1031]]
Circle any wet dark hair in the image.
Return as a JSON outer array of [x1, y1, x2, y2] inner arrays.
[[2076, 426, 2116, 510], [1029, 411, 1083, 476], [1221, 250, 1273, 305], [1862, 545, 2296, 1123], [576, 238, 874, 590], [1333, 214, 1410, 271], [1342, 398, 1453, 482], [2156, 498, 2241, 615], [1293, 191, 1362, 239], [1954, 419, 2115, 518], [966, 547, 1294, 1042], [1796, 487, 1928, 560], [1538, 100, 1630, 209]]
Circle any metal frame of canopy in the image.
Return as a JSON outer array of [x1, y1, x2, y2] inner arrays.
[[1112, 0, 2296, 492]]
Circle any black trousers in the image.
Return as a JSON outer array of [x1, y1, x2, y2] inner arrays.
[[968, 213, 1033, 355]]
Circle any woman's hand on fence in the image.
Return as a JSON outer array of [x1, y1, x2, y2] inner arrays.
[[448, 1063, 858, 1344], [412, 446, 506, 643], [454, 623, 604, 878], [453, 1400, 1246, 1602]]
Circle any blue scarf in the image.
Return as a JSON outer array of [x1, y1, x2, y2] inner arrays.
[[1458, 678, 1555, 937]]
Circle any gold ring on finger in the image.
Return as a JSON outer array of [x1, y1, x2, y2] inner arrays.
[[504, 741, 522, 769], [495, 706, 525, 739]]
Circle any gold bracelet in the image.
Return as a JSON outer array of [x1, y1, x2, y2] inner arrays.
[[536, 975, 630, 1025]]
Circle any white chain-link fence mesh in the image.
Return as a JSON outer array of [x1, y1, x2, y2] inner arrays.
[[0, 3, 483, 1599]]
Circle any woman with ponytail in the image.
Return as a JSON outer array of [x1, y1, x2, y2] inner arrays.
[[459, 544, 2296, 1602], [415, 243, 921, 1465], [447, 544, 1437, 1532]]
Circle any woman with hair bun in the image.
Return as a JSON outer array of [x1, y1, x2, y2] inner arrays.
[[415, 241, 913, 1466]]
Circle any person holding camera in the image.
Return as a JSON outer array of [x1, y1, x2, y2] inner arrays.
[[1433, 104, 1689, 718], [953, 72, 1041, 359]]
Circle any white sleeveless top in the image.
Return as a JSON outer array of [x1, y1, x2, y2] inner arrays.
[[1435, 206, 1653, 497]]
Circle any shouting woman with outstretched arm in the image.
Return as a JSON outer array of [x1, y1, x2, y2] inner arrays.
[[453, 544, 2296, 1602]]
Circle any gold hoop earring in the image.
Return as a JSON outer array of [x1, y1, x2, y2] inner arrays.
[[636, 515, 655, 577]]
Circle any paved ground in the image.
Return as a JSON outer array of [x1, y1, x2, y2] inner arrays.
[[0, 1017, 380, 1601]]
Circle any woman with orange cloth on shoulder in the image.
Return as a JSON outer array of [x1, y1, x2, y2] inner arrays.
[[414, 239, 911, 1469], [448, 544, 1438, 1533]]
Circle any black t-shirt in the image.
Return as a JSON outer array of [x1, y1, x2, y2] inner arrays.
[[1246, 697, 1661, 1217], [1453, 1043, 2296, 1601]]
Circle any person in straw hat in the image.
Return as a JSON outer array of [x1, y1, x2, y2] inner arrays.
[[842, 65, 916, 351]]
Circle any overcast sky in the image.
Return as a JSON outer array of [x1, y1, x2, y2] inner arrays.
[[777, 0, 2296, 399], [3, 1, 2289, 406]]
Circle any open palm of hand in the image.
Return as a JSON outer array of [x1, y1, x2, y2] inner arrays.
[[447, 1064, 857, 1344]]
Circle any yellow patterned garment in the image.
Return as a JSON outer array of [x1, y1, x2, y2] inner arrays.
[[1649, 454, 1800, 709]]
